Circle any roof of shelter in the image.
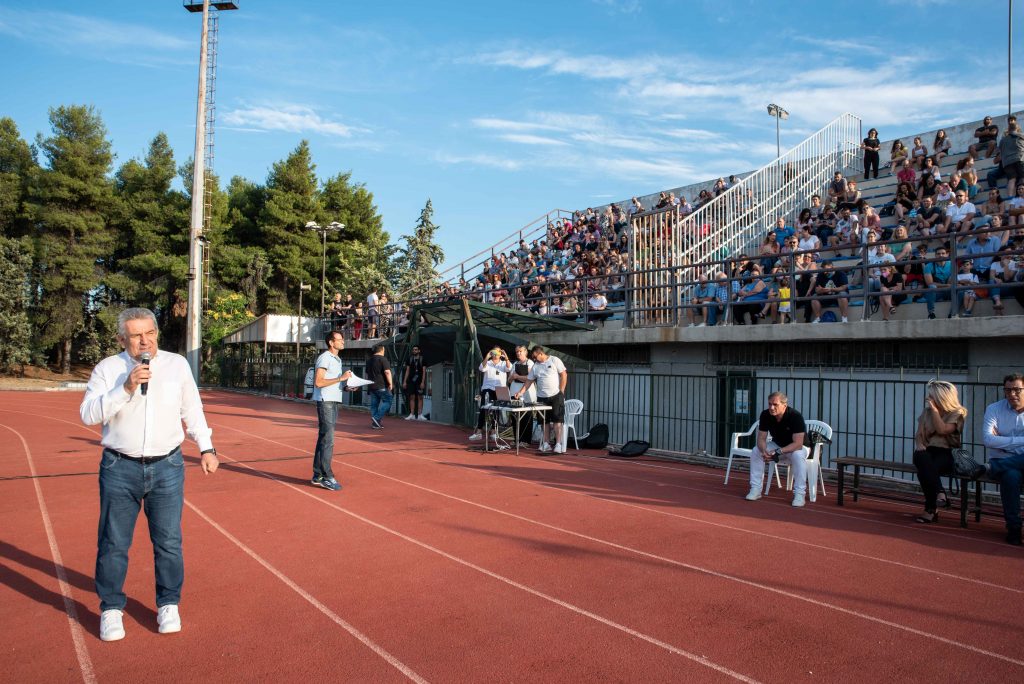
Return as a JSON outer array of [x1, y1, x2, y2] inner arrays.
[[412, 299, 596, 336]]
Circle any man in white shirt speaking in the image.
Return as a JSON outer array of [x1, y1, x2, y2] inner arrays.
[[515, 346, 568, 453], [80, 308, 219, 642]]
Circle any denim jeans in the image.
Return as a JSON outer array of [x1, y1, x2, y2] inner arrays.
[[923, 284, 950, 313], [370, 389, 393, 422], [314, 401, 339, 480], [988, 453, 1024, 530], [96, 448, 185, 612]]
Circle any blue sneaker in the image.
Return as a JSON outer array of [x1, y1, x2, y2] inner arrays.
[[319, 477, 342, 491], [310, 475, 323, 486]]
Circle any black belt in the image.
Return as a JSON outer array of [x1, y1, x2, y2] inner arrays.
[[105, 447, 179, 465]]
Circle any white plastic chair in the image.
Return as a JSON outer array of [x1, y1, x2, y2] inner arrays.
[[765, 420, 833, 502], [724, 422, 781, 491], [562, 399, 584, 450]]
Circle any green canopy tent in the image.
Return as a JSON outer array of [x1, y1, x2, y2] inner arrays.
[[386, 300, 595, 426]]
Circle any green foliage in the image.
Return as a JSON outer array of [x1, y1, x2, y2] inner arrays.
[[0, 237, 32, 370], [30, 105, 116, 372], [394, 198, 445, 298], [4, 106, 394, 373]]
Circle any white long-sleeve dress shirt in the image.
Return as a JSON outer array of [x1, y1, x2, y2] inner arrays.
[[80, 350, 214, 457], [982, 399, 1024, 459]]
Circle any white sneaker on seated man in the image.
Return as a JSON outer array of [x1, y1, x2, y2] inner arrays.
[[744, 391, 810, 507]]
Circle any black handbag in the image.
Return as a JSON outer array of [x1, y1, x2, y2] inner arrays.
[[950, 448, 982, 479]]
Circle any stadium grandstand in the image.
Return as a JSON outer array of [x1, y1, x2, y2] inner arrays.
[[221, 111, 1023, 488]]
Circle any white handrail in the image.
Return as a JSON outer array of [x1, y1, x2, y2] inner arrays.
[[629, 113, 862, 326]]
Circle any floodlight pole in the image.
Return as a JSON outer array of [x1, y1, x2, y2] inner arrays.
[[306, 220, 344, 313], [1011, 0, 1014, 119], [185, 0, 210, 384], [297, 281, 311, 360]]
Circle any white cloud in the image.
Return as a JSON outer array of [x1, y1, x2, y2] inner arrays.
[[0, 9, 190, 53], [434, 152, 522, 171], [222, 104, 364, 138], [471, 118, 560, 132], [500, 134, 568, 146], [591, 0, 643, 14]]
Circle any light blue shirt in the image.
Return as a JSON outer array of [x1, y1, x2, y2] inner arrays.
[[312, 351, 345, 402], [982, 399, 1024, 459], [963, 236, 1002, 273]]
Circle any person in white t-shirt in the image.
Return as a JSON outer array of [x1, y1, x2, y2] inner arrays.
[[469, 347, 512, 441], [955, 259, 980, 316], [515, 346, 568, 453], [944, 191, 977, 233]]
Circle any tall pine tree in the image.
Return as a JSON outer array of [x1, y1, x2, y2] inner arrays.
[[259, 141, 321, 313], [0, 118, 38, 239], [31, 105, 115, 372], [395, 198, 445, 298]]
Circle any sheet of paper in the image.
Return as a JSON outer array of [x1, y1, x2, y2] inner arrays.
[[345, 373, 374, 389]]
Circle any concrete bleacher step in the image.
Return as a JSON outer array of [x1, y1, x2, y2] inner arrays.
[[855, 152, 998, 194]]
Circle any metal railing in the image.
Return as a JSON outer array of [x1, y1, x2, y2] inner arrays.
[[397, 208, 576, 299], [629, 113, 863, 326]]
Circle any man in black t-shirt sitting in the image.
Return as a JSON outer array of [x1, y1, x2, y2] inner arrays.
[[745, 392, 811, 507]]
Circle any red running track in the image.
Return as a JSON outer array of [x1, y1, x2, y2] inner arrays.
[[1, 389, 1022, 683]]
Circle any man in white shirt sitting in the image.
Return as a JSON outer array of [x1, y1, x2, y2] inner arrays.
[[943, 191, 977, 233], [80, 308, 219, 642]]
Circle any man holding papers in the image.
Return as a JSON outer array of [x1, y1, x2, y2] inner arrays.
[[311, 331, 353, 491]]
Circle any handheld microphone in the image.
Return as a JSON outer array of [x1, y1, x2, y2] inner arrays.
[[140, 352, 151, 396]]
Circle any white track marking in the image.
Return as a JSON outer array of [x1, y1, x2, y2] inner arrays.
[[206, 448, 760, 683], [184, 501, 428, 684], [207, 419, 1024, 667], [0, 423, 96, 684], [0, 409, 426, 682], [209, 419, 1023, 589]]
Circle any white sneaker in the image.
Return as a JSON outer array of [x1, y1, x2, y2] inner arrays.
[[791, 493, 806, 507], [99, 609, 125, 641], [841, 316, 849, 323], [417, 415, 427, 421], [812, 318, 821, 324], [745, 488, 762, 501], [468, 432, 482, 441], [553, 443, 566, 454], [696, 323, 706, 328], [157, 605, 181, 634], [539, 442, 551, 453], [404, 414, 416, 421]]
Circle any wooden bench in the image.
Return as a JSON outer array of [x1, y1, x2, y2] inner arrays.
[[834, 456, 1001, 528]]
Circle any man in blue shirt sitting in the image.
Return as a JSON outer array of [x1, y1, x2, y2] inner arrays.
[[973, 373, 1024, 545], [923, 245, 953, 319]]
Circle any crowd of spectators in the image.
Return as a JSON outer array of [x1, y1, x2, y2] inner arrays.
[[322, 117, 1024, 338]]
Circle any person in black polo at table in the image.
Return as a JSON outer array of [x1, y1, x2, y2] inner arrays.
[[508, 345, 536, 447], [514, 346, 568, 454], [745, 391, 810, 507]]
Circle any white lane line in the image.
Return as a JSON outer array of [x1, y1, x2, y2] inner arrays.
[[183, 500, 428, 684], [0, 423, 96, 684], [211, 420, 1023, 593], [209, 448, 760, 683], [0, 409, 426, 682], [209, 421, 1024, 668]]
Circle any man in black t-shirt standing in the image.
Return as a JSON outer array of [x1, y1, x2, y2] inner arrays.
[[746, 391, 810, 507], [365, 344, 393, 429], [402, 345, 426, 421]]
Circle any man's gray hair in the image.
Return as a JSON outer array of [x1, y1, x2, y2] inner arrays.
[[118, 307, 159, 337], [768, 391, 788, 404]]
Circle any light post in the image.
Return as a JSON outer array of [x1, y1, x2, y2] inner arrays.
[[297, 281, 311, 360], [306, 220, 344, 314], [766, 103, 789, 161]]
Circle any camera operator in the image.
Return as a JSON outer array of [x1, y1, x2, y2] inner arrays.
[[468, 347, 512, 442]]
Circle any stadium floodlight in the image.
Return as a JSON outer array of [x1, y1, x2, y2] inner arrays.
[[767, 104, 789, 161], [307, 221, 345, 314]]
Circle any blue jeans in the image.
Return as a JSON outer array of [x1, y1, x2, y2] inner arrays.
[[988, 453, 1024, 530], [370, 389, 393, 422], [923, 284, 950, 314], [96, 448, 185, 612], [314, 401, 339, 480]]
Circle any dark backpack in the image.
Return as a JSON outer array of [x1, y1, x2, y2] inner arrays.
[[608, 440, 650, 458], [580, 424, 609, 449]]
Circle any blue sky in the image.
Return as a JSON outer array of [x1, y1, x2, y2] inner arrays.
[[1, 0, 1021, 269]]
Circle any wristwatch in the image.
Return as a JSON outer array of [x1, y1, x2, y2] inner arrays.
[[201, 448, 217, 457]]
